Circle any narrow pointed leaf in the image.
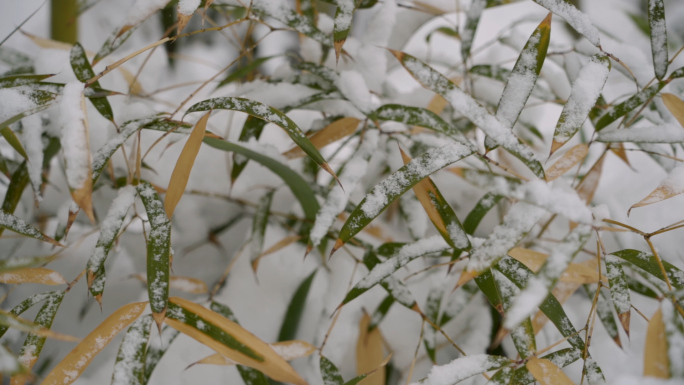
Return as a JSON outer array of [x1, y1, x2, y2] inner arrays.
[[629, 165, 684, 214], [463, 193, 502, 235], [165, 111, 210, 219], [0, 74, 53, 88], [0, 268, 67, 285], [165, 297, 307, 385], [186, 97, 338, 182], [137, 181, 171, 322], [551, 54, 610, 155], [0, 291, 61, 339], [644, 307, 668, 378], [439, 281, 478, 326], [532, 0, 600, 46], [362, 251, 418, 310], [143, 326, 179, 384], [525, 357, 573, 385], [375, 104, 466, 142], [252, 3, 332, 46], [250, 190, 274, 264], [41, 302, 147, 385], [283, 117, 359, 159], [321, 356, 344, 385], [0, 161, 28, 238], [391, 50, 544, 178], [1, 126, 28, 159], [333, 0, 356, 61], [70, 42, 113, 121], [86, 186, 136, 302], [111, 314, 153, 385], [610, 249, 684, 289], [492, 271, 536, 358], [423, 286, 444, 363], [598, 123, 684, 143], [252, 235, 302, 272], [545, 143, 588, 181], [334, 142, 473, 254], [662, 93, 684, 128], [510, 348, 581, 385], [605, 255, 631, 336], [217, 56, 278, 89], [132, 275, 208, 294], [368, 295, 394, 331], [595, 82, 666, 131], [400, 148, 470, 251], [461, 0, 486, 60], [278, 271, 316, 341], [0, 208, 61, 245], [648, 0, 668, 79], [195, 341, 316, 367], [584, 284, 622, 347]]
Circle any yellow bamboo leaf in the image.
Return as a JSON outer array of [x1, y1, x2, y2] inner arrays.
[[662, 93, 684, 128], [0, 310, 78, 342], [509, 248, 603, 284], [356, 314, 384, 385], [41, 302, 148, 385], [165, 297, 308, 385], [545, 144, 588, 182], [132, 274, 208, 294], [165, 111, 210, 219], [0, 268, 67, 285], [21, 31, 73, 50], [411, 1, 447, 15], [525, 357, 574, 385], [629, 165, 684, 215], [610, 143, 631, 167], [283, 117, 360, 159], [190, 340, 317, 367], [252, 235, 302, 272], [644, 307, 669, 378], [177, 11, 193, 34], [576, 154, 604, 203]]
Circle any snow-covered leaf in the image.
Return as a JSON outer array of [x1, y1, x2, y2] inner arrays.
[[545, 143, 588, 182], [0, 208, 61, 246], [532, 0, 600, 46], [321, 356, 343, 385], [362, 251, 419, 310], [463, 192, 502, 235], [586, 284, 622, 347], [410, 354, 509, 385], [111, 314, 153, 385], [648, 0, 668, 79], [605, 254, 631, 336], [461, 0, 486, 60], [595, 82, 666, 131], [333, 0, 356, 61], [143, 326, 179, 383], [422, 286, 444, 363], [252, 1, 332, 46], [491, 271, 536, 358], [70, 42, 113, 121], [0, 268, 67, 285], [0, 74, 53, 89], [661, 300, 684, 378], [41, 302, 148, 385], [374, 104, 468, 143], [510, 348, 581, 384], [610, 249, 684, 289], [598, 123, 684, 143]]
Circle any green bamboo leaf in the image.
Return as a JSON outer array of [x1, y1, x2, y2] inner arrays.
[[209, 301, 269, 385], [320, 356, 344, 385], [426, 27, 459, 42], [584, 284, 622, 347], [661, 300, 684, 378], [0, 291, 61, 339], [594, 82, 665, 131], [93, 25, 137, 65], [0, 74, 53, 88], [486, 366, 512, 385], [461, 0, 486, 60], [1, 126, 28, 159], [332, 142, 473, 254], [0, 208, 61, 245], [332, 0, 356, 61], [609, 249, 684, 289], [439, 281, 478, 326], [648, 0, 668, 80], [374, 104, 469, 143], [0, 161, 28, 237], [463, 193, 502, 235], [70, 42, 114, 121], [605, 254, 631, 336], [510, 348, 582, 384], [251, 3, 332, 46], [202, 137, 320, 221], [423, 286, 444, 363], [505, 224, 592, 329], [550, 54, 610, 155], [143, 326, 179, 384], [470, 65, 511, 82], [492, 270, 536, 358], [532, 0, 600, 46], [278, 271, 316, 341], [231, 116, 268, 184], [294, 62, 338, 90], [627, 12, 650, 36], [217, 56, 278, 89], [391, 50, 544, 178], [363, 251, 418, 310], [495, 13, 551, 130], [86, 186, 137, 303], [186, 97, 338, 182], [368, 295, 395, 331], [625, 275, 659, 299], [250, 190, 274, 264], [339, 236, 451, 307], [112, 314, 153, 385], [137, 181, 171, 324]]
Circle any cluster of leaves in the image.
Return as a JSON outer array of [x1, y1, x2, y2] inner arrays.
[[1, 0, 684, 384]]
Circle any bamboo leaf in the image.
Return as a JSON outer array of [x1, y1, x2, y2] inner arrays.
[[203, 137, 320, 220], [662, 93, 684, 128], [321, 356, 344, 385], [333, 0, 356, 61], [137, 181, 171, 326], [283, 117, 359, 159], [463, 193, 502, 235], [495, 13, 551, 130], [375, 104, 469, 143], [400, 148, 470, 251], [491, 271, 536, 358], [419, 354, 510, 385], [644, 307, 668, 378], [41, 302, 148, 385], [532, 0, 600, 46], [70, 42, 113, 121], [584, 284, 622, 347], [132, 274, 208, 294], [252, 235, 302, 272], [439, 281, 478, 326], [278, 271, 316, 342], [193, 341, 316, 367], [545, 143, 588, 182], [461, 0, 486, 60], [111, 314, 153, 385], [250, 190, 274, 265], [391, 50, 544, 178], [1, 126, 29, 159], [525, 357, 574, 385], [0, 268, 67, 285], [0, 255, 57, 273], [0, 291, 61, 339], [231, 116, 267, 184], [629, 165, 684, 214], [165, 297, 308, 385], [362, 251, 418, 311], [143, 326, 179, 384], [0, 74, 53, 88], [510, 348, 581, 384], [605, 255, 631, 336], [0, 208, 62, 246], [332, 142, 473, 255], [252, 3, 332, 46], [509, 248, 601, 285], [165, 111, 210, 219], [609, 249, 684, 289], [186, 97, 339, 183], [423, 286, 444, 363], [87, 186, 136, 303], [648, 0, 668, 80], [550, 54, 610, 156], [356, 314, 384, 385], [368, 295, 394, 331], [217, 56, 278, 89], [594, 82, 666, 131]]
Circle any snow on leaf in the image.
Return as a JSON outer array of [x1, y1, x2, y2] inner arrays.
[[648, 0, 668, 79], [374, 104, 469, 144], [409, 354, 509, 385], [69, 42, 113, 121], [333, 0, 356, 61], [605, 254, 631, 335], [595, 82, 665, 131], [252, 1, 332, 46], [0, 208, 61, 246], [461, 0, 486, 60], [111, 314, 153, 385], [598, 123, 684, 143], [320, 356, 344, 385], [533, 0, 600, 46], [551, 54, 610, 155], [545, 144, 588, 182], [0, 268, 67, 285], [20, 114, 43, 201]]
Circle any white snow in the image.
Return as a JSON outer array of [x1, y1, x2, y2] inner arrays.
[[336, 71, 372, 114], [21, 113, 44, 201], [598, 123, 684, 143], [636, 164, 684, 206], [649, 0, 668, 79], [59, 82, 90, 190], [410, 354, 506, 385], [124, 0, 170, 27], [0, 88, 37, 122], [533, 0, 600, 46], [178, 0, 201, 15], [333, 0, 355, 33]]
